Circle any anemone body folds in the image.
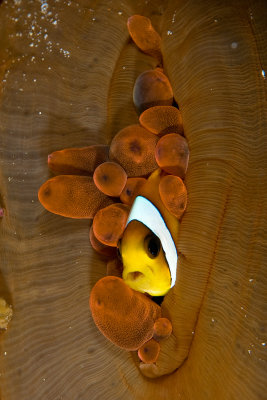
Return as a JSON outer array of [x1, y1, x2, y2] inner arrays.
[[0, 1, 266, 399]]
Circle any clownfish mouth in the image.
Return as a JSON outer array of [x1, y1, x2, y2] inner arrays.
[[126, 271, 145, 281], [120, 195, 178, 296]]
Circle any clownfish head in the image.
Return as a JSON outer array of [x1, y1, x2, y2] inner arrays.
[[119, 195, 178, 296]]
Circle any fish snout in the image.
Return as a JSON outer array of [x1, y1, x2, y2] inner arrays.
[[123, 264, 153, 290], [125, 270, 146, 281]]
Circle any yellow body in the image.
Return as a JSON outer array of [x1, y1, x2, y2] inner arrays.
[[121, 220, 171, 296], [120, 169, 179, 296]]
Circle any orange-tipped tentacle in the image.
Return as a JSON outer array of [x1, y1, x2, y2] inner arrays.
[[89, 276, 161, 351], [133, 69, 173, 113], [89, 225, 117, 258], [109, 124, 158, 177], [93, 161, 127, 197], [155, 133, 189, 178], [120, 177, 146, 205], [159, 174, 187, 219], [139, 105, 183, 135], [153, 317, 172, 341], [92, 203, 130, 247], [127, 15, 162, 62], [38, 175, 113, 219], [138, 338, 160, 364], [48, 145, 109, 175]]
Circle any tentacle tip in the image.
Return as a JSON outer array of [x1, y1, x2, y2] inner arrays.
[[153, 317, 172, 341], [137, 338, 160, 364]]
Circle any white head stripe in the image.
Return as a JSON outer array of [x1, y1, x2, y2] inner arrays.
[[126, 196, 177, 288]]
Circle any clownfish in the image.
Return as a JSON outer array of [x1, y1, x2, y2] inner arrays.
[[119, 169, 179, 296]]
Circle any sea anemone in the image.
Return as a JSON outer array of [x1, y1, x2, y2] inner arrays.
[[127, 15, 162, 62], [89, 276, 161, 351], [48, 145, 109, 175], [120, 177, 147, 205], [137, 338, 160, 364], [133, 69, 174, 113], [155, 133, 189, 178], [139, 105, 183, 135], [93, 161, 127, 197], [109, 124, 158, 177], [38, 175, 113, 218], [153, 317, 172, 341], [159, 175, 187, 219], [92, 203, 130, 247]]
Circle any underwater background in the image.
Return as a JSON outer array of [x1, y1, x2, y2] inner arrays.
[[0, 0, 266, 399]]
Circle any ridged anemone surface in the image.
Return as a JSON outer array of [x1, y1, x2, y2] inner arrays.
[[0, 0, 266, 399]]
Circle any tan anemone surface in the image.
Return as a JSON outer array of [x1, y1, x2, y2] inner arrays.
[[0, 0, 266, 399]]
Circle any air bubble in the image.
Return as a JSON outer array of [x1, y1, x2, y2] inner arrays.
[[41, 3, 49, 14], [60, 48, 71, 58]]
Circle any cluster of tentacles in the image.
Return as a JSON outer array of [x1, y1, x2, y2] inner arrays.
[[38, 15, 189, 365]]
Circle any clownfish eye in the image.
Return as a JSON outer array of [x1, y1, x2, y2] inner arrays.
[[145, 234, 161, 259]]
